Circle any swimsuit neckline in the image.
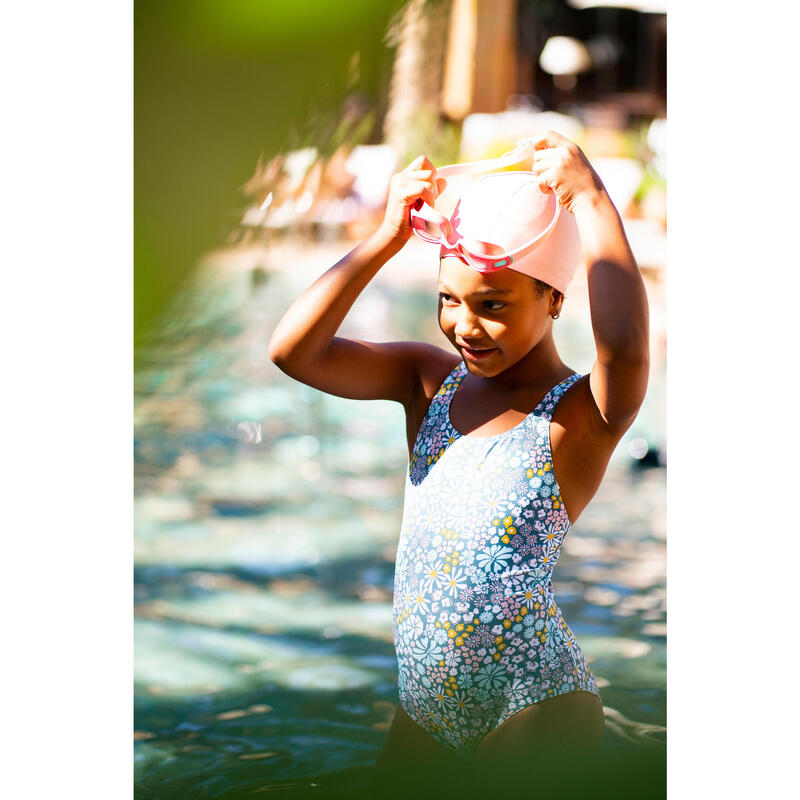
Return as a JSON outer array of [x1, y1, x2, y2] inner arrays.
[[445, 360, 578, 442]]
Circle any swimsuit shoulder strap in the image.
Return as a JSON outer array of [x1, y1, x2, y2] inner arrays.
[[533, 372, 582, 421], [433, 360, 467, 404], [414, 360, 465, 442]]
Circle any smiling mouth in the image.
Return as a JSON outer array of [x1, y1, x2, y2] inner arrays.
[[460, 344, 497, 360]]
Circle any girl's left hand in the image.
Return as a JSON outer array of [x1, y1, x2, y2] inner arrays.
[[530, 130, 609, 216]]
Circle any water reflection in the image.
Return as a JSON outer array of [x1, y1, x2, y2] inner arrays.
[[135, 250, 665, 796]]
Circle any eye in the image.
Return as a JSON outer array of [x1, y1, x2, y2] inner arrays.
[[483, 300, 505, 311], [438, 293, 457, 305]]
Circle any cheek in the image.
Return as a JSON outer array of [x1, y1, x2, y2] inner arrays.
[[437, 307, 452, 333]]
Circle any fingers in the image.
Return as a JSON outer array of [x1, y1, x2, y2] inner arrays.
[[532, 129, 568, 151], [404, 169, 437, 181], [403, 172, 447, 195], [392, 163, 447, 208], [404, 154, 436, 172], [397, 156, 450, 205], [399, 178, 438, 208], [530, 152, 555, 194]]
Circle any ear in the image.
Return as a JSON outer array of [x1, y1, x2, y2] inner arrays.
[[549, 289, 564, 316]]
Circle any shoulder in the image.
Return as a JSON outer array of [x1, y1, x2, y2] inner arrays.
[[400, 343, 460, 426], [549, 372, 633, 459], [405, 343, 461, 404]]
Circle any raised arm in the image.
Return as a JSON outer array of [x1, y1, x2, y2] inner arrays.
[[531, 131, 650, 432], [267, 156, 448, 406]]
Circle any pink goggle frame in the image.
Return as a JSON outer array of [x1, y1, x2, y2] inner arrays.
[[408, 138, 560, 273]]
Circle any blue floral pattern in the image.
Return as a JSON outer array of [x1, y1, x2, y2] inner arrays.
[[393, 360, 600, 761]]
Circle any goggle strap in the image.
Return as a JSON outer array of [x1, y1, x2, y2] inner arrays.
[[433, 138, 536, 179]]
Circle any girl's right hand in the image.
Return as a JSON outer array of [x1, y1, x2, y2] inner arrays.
[[377, 155, 448, 245]]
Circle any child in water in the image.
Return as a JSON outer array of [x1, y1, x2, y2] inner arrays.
[[268, 130, 649, 796]]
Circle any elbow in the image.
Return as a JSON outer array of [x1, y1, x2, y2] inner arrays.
[[267, 333, 327, 377], [267, 333, 291, 370]]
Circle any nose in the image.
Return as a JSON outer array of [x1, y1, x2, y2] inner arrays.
[[452, 305, 484, 339]]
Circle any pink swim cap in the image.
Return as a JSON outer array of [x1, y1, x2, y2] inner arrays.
[[440, 171, 582, 295]]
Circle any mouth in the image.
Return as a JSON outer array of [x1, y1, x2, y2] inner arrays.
[[460, 344, 498, 361]]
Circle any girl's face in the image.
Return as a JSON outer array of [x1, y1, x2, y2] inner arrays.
[[437, 256, 561, 377]]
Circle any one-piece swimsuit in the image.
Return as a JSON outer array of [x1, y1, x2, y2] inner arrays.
[[392, 360, 600, 761]]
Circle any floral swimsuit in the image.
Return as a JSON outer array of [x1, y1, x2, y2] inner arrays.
[[392, 360, 600, 761]]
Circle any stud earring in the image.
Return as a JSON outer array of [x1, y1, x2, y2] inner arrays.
[[551, 312, 560, 320]]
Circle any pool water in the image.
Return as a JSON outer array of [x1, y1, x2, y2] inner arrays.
[[134, 241, 666, 798]]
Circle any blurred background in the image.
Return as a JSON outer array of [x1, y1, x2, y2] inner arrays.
[[134, 0, 666, 796]]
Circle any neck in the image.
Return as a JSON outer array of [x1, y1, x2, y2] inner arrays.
[[482, 329, 566, 391]]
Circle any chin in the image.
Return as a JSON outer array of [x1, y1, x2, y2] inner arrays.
[[460, 353, 505, 376]]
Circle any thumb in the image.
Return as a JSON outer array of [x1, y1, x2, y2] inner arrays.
[[532, 129, 566, 151], [534, 173, 553, 195]]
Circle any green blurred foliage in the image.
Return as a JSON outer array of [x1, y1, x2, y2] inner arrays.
[[134, 0, 402, 354]]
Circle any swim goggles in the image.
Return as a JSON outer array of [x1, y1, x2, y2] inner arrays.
[[408, 138, 560, 273]]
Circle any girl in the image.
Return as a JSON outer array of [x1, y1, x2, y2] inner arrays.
[[268, 130, 649, 795]]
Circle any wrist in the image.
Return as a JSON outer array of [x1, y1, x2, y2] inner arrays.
[[367, 224, 407, 259], [572, 185, 618, 223], [372, 223, 409, 254]]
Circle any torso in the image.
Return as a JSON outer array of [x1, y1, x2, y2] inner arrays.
[[394, 356, 603, 760], [404, 349, 619, 525]]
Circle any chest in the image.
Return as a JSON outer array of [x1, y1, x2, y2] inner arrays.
[[409, 409, 557, 498]]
